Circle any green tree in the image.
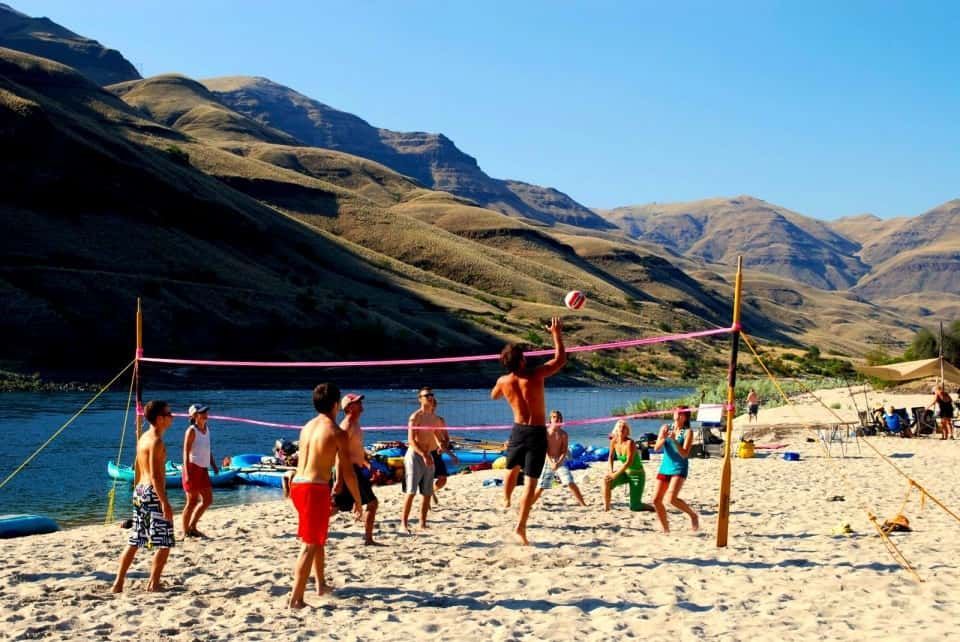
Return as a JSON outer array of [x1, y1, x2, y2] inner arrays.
[[944, 321, 960, 364], [905, 328, 938, 360], [864, 347, 896, 366]]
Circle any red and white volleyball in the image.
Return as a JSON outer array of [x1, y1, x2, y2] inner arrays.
[[564, 290, 586, 310]]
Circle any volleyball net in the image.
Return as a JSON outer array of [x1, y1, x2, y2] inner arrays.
[[132, 325, 737, 443]]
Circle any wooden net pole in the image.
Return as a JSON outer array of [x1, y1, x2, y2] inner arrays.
[[716, 256, 744, 547]]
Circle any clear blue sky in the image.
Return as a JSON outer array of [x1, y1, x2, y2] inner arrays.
[[18, 0, 960, 218]]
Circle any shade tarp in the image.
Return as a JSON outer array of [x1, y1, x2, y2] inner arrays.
[[856, 357, 960, 384]]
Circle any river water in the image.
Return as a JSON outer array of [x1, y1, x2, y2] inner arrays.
[[0, 386, 690, 528]]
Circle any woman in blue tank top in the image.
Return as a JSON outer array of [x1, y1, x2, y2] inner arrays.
[[652, 407, 699, 533]]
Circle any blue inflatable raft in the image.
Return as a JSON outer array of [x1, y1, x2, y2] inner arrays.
[[236, 465, 292, 487], [0, 514, 59, 539], [106, 461, 240, 488]]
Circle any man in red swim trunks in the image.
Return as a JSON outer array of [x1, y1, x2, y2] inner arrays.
[[288, 383, 362, 609]]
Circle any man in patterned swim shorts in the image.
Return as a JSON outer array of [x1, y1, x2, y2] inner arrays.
[[111, 400, 176, 592]]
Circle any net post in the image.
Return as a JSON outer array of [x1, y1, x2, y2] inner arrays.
[[716, 256, 743, 547], [135, 298, 143, 441]]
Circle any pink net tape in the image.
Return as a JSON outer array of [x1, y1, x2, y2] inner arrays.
[[146, 408, 680, 432], [137, 326, 733, 368]]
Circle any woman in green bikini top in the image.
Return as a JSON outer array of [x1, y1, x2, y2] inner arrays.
[[602, 420, 645, 511]]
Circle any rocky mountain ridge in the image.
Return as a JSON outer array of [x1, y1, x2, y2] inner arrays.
[[0, 2, 139, 85], [597, 196, 960, 300], [202, 76, 613, 230]]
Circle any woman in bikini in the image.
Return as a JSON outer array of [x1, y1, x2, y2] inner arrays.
[[652, 407, 699, 532]]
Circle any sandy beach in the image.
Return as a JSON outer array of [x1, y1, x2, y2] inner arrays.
[[2, 386, 960, 641]]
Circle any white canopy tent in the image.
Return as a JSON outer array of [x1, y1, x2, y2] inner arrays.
[[856, 357, 960, 385]]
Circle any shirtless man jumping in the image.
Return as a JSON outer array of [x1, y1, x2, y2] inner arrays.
[[492, 317, 566, 545], [288, 383, 361, 609], [332, 393, 380, 545], [402, 387, 444, 532]]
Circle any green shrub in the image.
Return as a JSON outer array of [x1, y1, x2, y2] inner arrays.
[[165, 145, 190, 166], [522, 329, 544, 347]]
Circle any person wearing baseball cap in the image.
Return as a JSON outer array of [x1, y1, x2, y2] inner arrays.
[[181, 403, 219, 538], [332, 393, 380, 545]]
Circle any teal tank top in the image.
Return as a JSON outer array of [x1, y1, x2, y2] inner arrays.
[[659, 428, 689, 477]]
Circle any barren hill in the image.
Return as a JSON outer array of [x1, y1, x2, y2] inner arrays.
[[201, 76, 613, 230], [0, 3, 944, 380], [0, 2, 139, 85], [827, 213, 908, 247], [0, 48, 502, 375], [109, 74, 299, 145], [105, 72, 762, 370], [597, 196, 869, 290], [855, 199, 960, 267]]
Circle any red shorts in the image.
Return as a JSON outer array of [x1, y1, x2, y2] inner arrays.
[[656, 473, 688, 482], [290, 481, 332, 546], [182, 463, 212, 494]]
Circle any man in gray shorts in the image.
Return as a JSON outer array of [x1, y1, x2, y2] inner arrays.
[[401, 388, 442, 532]]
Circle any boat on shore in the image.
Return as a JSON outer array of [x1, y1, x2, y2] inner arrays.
[[106, 461, 240, 488]]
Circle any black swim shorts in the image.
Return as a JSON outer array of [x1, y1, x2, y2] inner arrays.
[[333, 464, 378, 511], [505, 423, 548, 478], [431, 450, 449, 478]]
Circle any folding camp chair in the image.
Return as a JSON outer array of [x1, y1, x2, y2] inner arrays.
[[857, 409, 881, 436], [911, 407, 936, 436], [693, 403, 724, 458]]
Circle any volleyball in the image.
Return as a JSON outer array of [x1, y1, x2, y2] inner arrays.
[[564, 290, 586, 310]]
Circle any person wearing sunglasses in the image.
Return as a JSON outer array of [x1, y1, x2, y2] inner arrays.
[[402, 387, 445, 532], [111, 400, 176, 593]]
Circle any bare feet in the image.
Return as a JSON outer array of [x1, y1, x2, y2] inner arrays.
[[502, 499, 511, 510], [146, 582, 166, 592], [512, 529, 529, 546], [314, 581, 332, 596], [110, 582, 123, 593], [364, 539, 385, 546], [691, 514, 700, 532], [289, 599, 307, 610], [401, 521, 412, 534]]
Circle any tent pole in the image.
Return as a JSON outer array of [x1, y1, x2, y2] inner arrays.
[[940, 321, 944, 385], [716, 256, 743, 548]]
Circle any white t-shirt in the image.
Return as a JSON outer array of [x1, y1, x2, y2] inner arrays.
[[187, 424, 211, 467]]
